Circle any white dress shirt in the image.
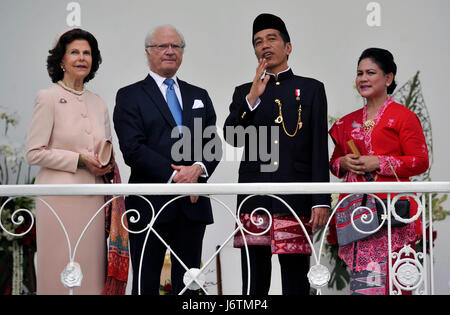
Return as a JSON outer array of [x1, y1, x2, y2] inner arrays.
[[148, 70, 208, 182], [149, 70, 184, 109]]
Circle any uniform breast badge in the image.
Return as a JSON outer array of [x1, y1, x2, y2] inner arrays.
[[295, 89, 301, 101]]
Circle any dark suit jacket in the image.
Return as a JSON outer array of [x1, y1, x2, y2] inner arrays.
[[113, 74, 221, 226], [224, 69, 330, 217]]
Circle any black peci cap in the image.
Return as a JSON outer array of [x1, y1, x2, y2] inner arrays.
[[252, 13, 290, 43]]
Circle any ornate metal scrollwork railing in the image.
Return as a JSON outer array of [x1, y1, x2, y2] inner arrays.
[[1, 181, 449, 295]]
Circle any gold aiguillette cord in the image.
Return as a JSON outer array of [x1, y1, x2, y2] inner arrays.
[[274, 99, 302, 137]]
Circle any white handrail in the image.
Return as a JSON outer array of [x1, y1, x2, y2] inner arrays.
[[1, 181, 450, 196]]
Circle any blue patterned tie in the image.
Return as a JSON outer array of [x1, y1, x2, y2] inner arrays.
[[164, 78, 183, 134]]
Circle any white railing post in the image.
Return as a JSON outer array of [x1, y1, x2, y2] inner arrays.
[[428, 193, 435, 295], [387, 193, 393, 294], [421, 193, 429, 295]]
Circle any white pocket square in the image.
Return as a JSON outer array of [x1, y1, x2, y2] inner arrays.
[[192, 99, 204, 109]]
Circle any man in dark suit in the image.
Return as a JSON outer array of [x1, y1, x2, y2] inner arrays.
[[113, 25, 221, 295], [224, 13, 330, 295]]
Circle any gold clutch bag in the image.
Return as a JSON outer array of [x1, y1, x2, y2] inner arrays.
[[98, 139, 114, 167]]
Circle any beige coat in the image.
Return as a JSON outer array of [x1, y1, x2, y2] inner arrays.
[[26, 84, 111, 295]]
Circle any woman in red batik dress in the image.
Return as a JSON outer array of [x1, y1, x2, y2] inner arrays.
[[328, 48, 429, 295]]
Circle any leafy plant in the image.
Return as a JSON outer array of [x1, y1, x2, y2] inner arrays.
[[0, 107, 36, 295]]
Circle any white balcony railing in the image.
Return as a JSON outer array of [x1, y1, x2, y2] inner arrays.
[[1, 181, 449, 295]]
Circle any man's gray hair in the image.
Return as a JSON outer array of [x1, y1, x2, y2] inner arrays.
[[144, 24, 186, 49]]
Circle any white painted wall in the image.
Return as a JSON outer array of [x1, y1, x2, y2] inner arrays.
[[1, 0, 449, 294]]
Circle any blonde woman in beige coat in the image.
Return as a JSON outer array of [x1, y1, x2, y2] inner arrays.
[[26, 29, 113, 295]]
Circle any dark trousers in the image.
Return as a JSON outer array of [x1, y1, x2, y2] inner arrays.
[[240, 246, 310, 295], [128, 213, 206, 295]]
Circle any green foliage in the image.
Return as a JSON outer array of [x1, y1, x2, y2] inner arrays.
[[328, 115, 339, 127], [1, 106, 36, 295], [425, 191, 450, 222], [0, 197, 36, 295], [324, 243, 350, 290]]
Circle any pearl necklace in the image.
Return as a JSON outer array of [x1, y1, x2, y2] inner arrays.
[[58, 80, 85, 95]]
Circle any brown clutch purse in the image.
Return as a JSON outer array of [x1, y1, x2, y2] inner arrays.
[[98, 139, 114, 167]]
